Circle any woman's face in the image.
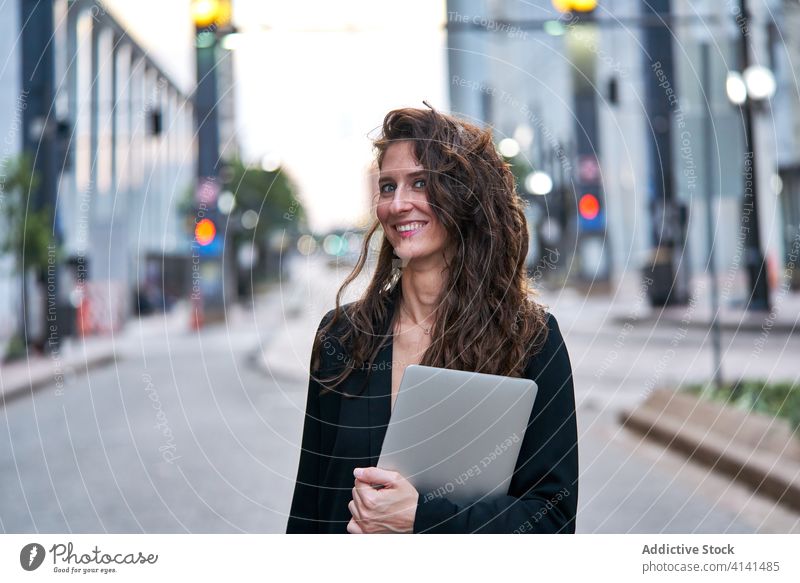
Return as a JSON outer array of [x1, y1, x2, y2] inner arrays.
[[375, 140, 450, 266]]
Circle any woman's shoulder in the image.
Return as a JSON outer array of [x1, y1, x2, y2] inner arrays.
[[525, 311, 570, 374], [542, 311, 562, 337], [318, 301, 358, 332], [314, 302, 358, 364]]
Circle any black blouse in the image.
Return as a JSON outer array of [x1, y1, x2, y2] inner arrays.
[[286, 294, 579, 534]]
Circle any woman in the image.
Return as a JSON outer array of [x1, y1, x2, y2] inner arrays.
[[286, 104, 578, 534]]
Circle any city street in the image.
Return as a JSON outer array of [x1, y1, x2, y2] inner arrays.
[[2, 256, 798, 533]]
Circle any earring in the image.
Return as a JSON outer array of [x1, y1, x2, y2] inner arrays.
[[383, 252, 403, 294]]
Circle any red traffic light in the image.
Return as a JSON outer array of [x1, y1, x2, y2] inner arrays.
[[195, 218, 217, 246], [578, 193, 600, 220]]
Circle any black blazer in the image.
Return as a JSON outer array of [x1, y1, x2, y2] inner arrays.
[[286, 292, 579, 534]]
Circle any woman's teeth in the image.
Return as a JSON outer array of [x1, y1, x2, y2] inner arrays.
[[396, 222, 426, 232]]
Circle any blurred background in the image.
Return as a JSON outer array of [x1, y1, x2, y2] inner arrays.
[[0, 0, 798, 533]]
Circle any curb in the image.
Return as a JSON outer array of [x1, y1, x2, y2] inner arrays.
[[619, 389, 800, 513], [1, 346, 118, 407], [612, 312, 798, 334]]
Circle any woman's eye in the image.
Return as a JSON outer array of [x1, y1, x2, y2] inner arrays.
[[379, 183, 395, 194], [413, 179, 426, 189]]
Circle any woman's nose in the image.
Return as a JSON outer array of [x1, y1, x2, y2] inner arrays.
[[389, 184, 414, 212]]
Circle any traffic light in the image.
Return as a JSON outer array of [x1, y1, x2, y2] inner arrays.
[[195, 217, 217, 246], [552, 0, 597, 13], [577, 192, 605, 232], [191, 0, 232, 33]]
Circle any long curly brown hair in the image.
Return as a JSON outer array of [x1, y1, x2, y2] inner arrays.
[[312, 104, 549, 397]]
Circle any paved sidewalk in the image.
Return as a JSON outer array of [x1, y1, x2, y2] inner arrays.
[[621, 389, 800, 515], [606, 272, 800, 333]]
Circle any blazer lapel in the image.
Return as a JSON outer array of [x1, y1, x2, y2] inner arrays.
[[367, 291, 398, 467]]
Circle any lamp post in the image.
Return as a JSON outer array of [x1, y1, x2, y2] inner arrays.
[[190, 0, 235, 326], [553, 0, 610, 286], [724, 0, 773, 312]]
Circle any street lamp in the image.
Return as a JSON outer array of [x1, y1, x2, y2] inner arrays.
[[742, 65, 777, 101], [190, 0, 236, 325], [727, 0, 773, 312], [726, 66, 776, 105], [725, 71, 747, 105]]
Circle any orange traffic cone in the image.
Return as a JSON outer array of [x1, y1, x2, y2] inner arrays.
[[767, 252, 778, 293], [190, 295, 204, 330], [76, 294, 90, 337]]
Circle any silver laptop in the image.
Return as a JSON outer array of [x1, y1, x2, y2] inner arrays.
[[377, 364, 538, 505]]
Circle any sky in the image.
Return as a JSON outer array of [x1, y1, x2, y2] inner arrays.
[[231, 0, 448, 234], [106, 0, 448, 235]]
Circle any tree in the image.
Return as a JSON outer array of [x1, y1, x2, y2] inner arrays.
[[221, 156, 306, 236], [0, 153, 59, 360]]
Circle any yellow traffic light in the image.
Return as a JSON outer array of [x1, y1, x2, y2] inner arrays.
[[552, 0, 597, 13], [191, 0, 220, 28], [572, 0, 598, 11]]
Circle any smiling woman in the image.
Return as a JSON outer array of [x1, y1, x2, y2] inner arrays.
[[286, 103, 578, 534]]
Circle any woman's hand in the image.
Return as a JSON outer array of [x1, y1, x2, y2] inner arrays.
[[347, 467, 419, 534]]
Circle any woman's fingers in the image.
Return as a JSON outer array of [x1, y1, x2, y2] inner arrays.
[[348, 498, 363, 523], [347, 517, 364, 534], [352, 480, 375, 511]]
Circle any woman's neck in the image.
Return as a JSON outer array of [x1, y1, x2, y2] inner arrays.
[[398, 259, 446, 327]]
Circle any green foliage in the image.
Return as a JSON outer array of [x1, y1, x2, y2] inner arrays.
[[177, 157, 306, 239], [685, 380, 800, 432], [0, 153, 58, 272], [222, 156, 305, 235], [3, 333, 27, 361], [1, 153, 60, 359]]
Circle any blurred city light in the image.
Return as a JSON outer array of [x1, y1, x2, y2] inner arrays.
[[323, 234, 347, 256], [237, 242, 258, 268], [543, 20, 566, 36], [771, 173, 783, 195], [296, 234, 318, 256], [221, 32, 244, 51], [743, 65, 777, 101], [217, 191, 236, 215], [498, 138, 521, 158], [726, 71, 747, 105], [241, 209, 259, 230], [525, 171, 554, 195]]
